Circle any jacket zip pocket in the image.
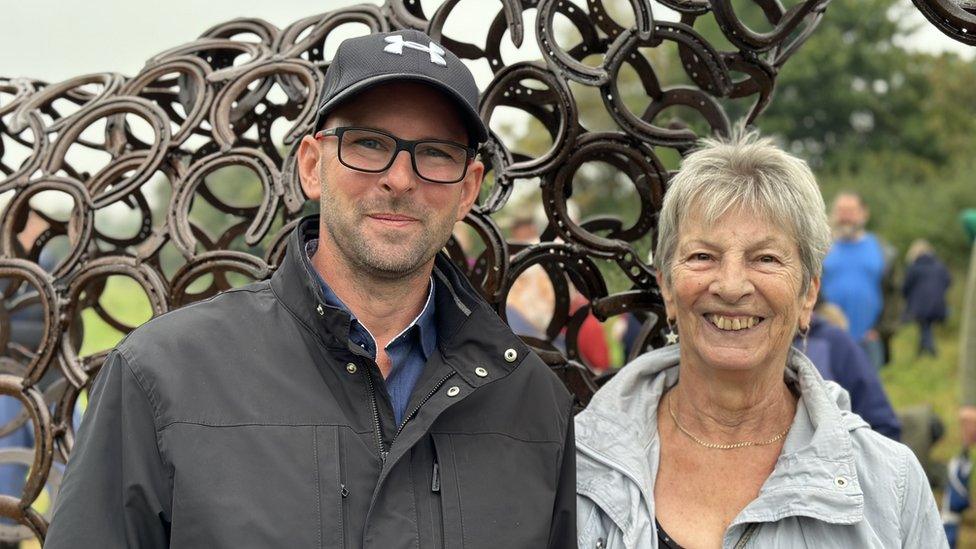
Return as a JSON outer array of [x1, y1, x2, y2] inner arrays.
[[431, 461, 440, 493], [431, 434, 463, 548], [316, 426, 348, 548], [430, 449, 444, 547], [339, 484, 349, 548], [337, 429, 348, 549]]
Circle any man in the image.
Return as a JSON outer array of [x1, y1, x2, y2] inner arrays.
[[821, 191, 890, 369], [46, 30, 575, 548]]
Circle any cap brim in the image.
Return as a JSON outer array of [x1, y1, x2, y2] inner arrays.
[[314, 73, 488, 145]]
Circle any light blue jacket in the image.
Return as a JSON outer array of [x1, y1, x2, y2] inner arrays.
[[576, 345, 946, 548]]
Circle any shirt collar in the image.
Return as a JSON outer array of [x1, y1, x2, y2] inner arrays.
[[304, 238, 436, 357]]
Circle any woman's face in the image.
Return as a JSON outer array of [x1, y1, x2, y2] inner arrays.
[[658, 207, 819, 373]]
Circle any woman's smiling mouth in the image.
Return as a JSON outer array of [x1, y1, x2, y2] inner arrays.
[[705, 314, 765, 331]]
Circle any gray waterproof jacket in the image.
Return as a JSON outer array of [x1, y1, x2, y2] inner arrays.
[[46, 217, 576, 548], [576, 345, 946, 548]]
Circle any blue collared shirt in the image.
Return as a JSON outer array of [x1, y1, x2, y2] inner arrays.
[[305, 240, 437, 424]]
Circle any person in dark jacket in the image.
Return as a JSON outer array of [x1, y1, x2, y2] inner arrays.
[[795, 313, 902, 440], [903, 239, 952, 357], [46, 30, 576, 549]]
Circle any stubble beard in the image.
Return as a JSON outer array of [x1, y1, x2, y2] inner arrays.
[[832, 221, 865, 241], [319, 181, 456, 280]]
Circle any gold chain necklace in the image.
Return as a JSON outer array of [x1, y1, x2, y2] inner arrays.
[[667, 390, 791, 450]]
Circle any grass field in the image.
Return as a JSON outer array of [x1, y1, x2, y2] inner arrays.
[[880, 269, 973, 547], [884, 319, 962, 465]]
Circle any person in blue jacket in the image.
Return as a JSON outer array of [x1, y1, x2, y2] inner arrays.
[[822, 191, 888, 370], [796, 311, 902, 440]]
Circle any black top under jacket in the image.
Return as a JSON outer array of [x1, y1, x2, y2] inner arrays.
[[46, 216, 576, 549]]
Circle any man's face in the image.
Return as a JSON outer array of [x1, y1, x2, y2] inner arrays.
[[298, 82, 483, 280], [830, 194, 868, 240]]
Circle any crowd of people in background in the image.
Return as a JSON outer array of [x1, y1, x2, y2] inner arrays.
[[499, 193, 962, 386], [500, 191, 956, 381]]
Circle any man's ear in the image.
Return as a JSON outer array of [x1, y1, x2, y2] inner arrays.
[[297, 135, 323, 201], [455, 159, 484, 221]]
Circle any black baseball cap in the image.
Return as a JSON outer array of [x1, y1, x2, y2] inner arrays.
[[313, 29, 488, 145]]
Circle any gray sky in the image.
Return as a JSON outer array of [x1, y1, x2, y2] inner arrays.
[[0, 0, 970, 83], [0, 0, 377, 82]]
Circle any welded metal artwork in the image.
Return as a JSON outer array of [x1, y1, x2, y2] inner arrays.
[[0, 0, 829, 541], [912, 0, 976, 46]]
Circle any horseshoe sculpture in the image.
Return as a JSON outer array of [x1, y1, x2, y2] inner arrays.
[[912, 0, 976, 46], [0, 0, 829, 540]]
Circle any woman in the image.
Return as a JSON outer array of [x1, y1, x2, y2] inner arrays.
[[576, 132, 945, 548]]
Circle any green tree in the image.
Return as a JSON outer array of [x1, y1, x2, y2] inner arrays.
[[757, 0, 976, 176]]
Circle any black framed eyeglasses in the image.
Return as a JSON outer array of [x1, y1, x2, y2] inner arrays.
[[314, 126, 475, 184]]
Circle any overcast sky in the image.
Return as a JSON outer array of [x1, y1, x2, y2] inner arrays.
[[0, 0, 374, 82], [0, 0, 971, 83]]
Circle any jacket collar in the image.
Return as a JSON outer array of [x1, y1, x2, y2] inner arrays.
[[270, 216, 530, 386], [271, 216, 353, 351], [304, 237, 437, 360], [428, 245, 532, 388], [735, 351, 868, 527], [575, 345, 869, 537]]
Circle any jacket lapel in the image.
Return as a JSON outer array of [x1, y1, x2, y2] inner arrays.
[[730, 351, 867, 527]]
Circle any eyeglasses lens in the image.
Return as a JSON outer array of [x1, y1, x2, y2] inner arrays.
[[338, 129, 467, 183]]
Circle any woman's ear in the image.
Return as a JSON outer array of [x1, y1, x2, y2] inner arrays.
[[655, 269, 674, 320], [799, 276, 820, 329]]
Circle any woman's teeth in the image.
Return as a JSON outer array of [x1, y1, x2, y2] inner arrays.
[[708, 314, 761, 331]]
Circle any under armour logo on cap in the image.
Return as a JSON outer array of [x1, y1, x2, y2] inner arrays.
[[383, 35, 447, 66], [315, 30, 487, 143]]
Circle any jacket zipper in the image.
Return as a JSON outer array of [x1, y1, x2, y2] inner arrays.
[[733, 523, 760, 548], [392, 372, 456, 444], [431, 461, 440, 492], [338, 429, 348, 549], [362, 368, 387, 463], [431, 457, 444, 547], [365, 369, 457, 466]]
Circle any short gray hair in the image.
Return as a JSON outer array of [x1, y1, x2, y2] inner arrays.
[[653, 129, 831, 294]]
